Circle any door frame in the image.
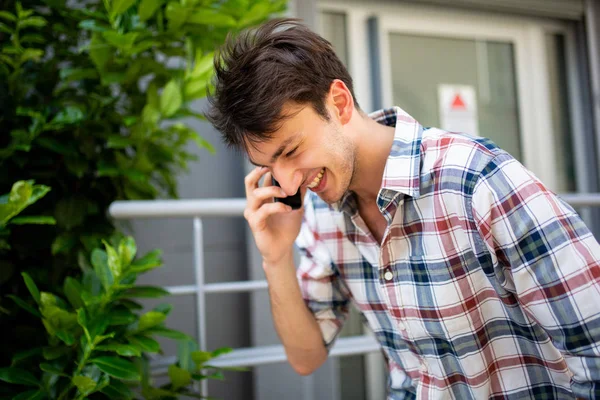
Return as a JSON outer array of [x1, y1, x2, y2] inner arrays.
[[319, 0, 578, 193]]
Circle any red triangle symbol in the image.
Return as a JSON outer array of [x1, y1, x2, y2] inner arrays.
[[451, 94, 466, 109]]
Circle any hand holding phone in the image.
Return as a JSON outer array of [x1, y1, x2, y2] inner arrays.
[[272, 178, 303, 210]]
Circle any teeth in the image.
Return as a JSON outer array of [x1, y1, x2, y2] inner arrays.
[[307, 168, 325, 189]]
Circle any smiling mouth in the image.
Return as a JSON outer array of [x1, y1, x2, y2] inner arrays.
[[307, 168, 325, 189]]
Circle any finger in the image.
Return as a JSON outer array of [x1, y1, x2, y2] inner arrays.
[[253, 186, 287, 203], [248, 202, 292, 231], [245, 185, 287, 216], [245, 166, 269, 195], [261, 171, 273, 188]]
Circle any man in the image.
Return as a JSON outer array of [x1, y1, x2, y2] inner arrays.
[[206, 17, 600, 399]]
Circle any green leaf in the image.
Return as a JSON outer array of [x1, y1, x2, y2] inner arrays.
[[237, 2, 271, 27], [192, 370, 225, 381], [21, 272, 40, 304], [117, 300, 142, 311], [189, 51, 213, 79], [52, 233, 77, 255], [119, 237, 137, 269], [11, 347, 43, 365], [177, 339, 198, 372], [100, 379, 134, 399], [148, 326, 191, 340], [165, 2, 187, 30], [42, 346, 69, 361], [111, 0, 137, 16], [139, 0, 164, 21], [147, 81, 159, 109], [64, 277, 84, 309], [91, 357, 141, 381], [138, 311, 166, 331], [160, 80, 182, 117], [78, 19, 108, 32], [0, 181, 50, 227], [10, 216, 56, 225], [73, 375, 97, 395], [128, 335, 160, 353], [187, 10, 236, 27], [183, 76, 210, 100], [103, 240, 121, 280], [12, 390, 46, 400], [0, 11, 17, 21], [18, 16, 47, 29], [123, 286, 169, 298], [88, 315, 110, 340], [50, 106, 85, 125], [141, 104, 160, 126], [153, 303, 172, 315], [40, 362, 68, 377], [56, 330, 75, 345], [8, 295, 41, 317], [191, 133, 216, 154], [0, 22, 13, 34], [20, 34, 45, 44], [0, 367, 39, 386], [91, 249, 113, 290], [77, 308, 89, 337], [102, 31, 139, 50], [89, 33, 112, 71], [129, 249, 162, 273], [108, 307, 137, 325], [211, 347, 233, 358], [20, 48, 44, 63], [168, 364, 191, 390], [107, 135, 133, 149], [96, 343, 141, 357]]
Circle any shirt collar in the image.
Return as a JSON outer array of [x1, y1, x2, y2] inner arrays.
[[330, 106, 423, 214]]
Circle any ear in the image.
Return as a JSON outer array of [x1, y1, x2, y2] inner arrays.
[[329, 79, 354, 125]]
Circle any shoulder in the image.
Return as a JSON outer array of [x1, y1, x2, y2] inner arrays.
[[418, 128, 512, 195]]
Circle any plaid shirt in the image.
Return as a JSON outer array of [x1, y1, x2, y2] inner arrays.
[[295, 106, 600, 399]]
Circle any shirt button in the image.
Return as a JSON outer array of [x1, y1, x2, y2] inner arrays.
[[384, 270, 393, 281]]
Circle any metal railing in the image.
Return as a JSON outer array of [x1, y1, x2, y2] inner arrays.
[[108, 193, 600, 395]]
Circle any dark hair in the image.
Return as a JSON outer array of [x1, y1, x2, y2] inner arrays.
[[205, 17, 359, 150]]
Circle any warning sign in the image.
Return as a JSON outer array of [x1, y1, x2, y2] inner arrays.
[[438, 84, 479, 136]]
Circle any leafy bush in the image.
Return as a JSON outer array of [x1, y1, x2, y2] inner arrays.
[[0, 181, 242, 398], [1, 226, 237, 399], [0, 0, 286, 397]]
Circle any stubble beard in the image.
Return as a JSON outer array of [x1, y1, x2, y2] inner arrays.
[[319, 125, 356, 204]]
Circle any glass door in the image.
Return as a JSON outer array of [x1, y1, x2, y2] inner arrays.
[[386, 34, 522, 162], [376, 6, 574, 193]]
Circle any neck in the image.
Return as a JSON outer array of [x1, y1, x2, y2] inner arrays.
[[349, 113, 396, 204]]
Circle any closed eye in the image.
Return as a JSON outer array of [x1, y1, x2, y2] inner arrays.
[[285, 147, 298, 158]]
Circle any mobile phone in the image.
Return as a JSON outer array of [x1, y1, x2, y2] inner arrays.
[[272, 178, 303, 210]]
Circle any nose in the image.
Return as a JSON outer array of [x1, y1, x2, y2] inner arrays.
[[272, 166, 302, 196]]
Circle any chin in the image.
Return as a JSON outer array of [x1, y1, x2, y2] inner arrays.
[[316, 189, 344, 205]]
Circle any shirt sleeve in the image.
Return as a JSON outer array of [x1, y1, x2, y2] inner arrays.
[[294, 197, 351, 351], [472, 152, 600, 399]]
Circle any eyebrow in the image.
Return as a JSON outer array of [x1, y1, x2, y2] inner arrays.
[[248, 135, 299, 167]]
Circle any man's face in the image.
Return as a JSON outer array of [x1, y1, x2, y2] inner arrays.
[[246, 103, 356, 204]]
